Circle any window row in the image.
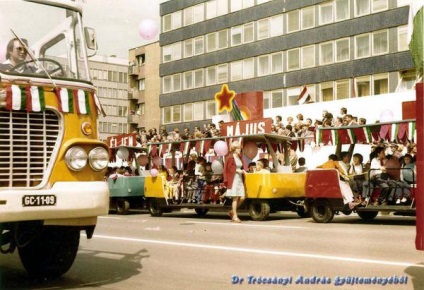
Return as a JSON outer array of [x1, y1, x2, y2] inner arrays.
[[162, 0, 391, 35], [102, 105, 128, 117], [162, 26, 408, 94], [96, 87, 128, 99], [91, 68, 128, 83], [99, 122, 128, 134], [162, 100, 218, 125]]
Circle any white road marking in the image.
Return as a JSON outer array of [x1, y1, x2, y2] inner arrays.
[[91, 234, 423, 268], [186, 221, 306, 229]]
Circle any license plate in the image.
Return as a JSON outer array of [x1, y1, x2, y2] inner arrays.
[[22, 195, 56, 206]]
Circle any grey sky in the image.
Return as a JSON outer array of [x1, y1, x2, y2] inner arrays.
[[82, 0, 163, 58]]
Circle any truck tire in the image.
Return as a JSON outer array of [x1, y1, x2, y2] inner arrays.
[[249, 200, 270, 221], [18, 226, 80, 279], [296, 206, 310, 218], [357, 211, 378, 221], [311, 200, 334, 223], [195, 208, 209, 216], [148, 198, 163, 217], [116, 198, 130, 215]]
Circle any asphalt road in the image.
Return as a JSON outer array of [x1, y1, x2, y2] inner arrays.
[[1, 210, 423, 290]]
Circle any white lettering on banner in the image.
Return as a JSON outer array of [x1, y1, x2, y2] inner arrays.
[[224, 119, 271, 136]]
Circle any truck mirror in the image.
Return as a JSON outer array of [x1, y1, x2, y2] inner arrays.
[[84, 27, 97, 50]]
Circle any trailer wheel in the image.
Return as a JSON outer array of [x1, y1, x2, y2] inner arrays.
[[116, 198, 130, 215], [357, 211, 378, 221], [148, 198, 163, 217], [249, 200, 270, 221], [195, 208, 209, 216], [18, 226, 79, 279], [311, 200, 334, 223]]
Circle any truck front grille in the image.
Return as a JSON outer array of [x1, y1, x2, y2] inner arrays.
[[0, 109, 60, 187]]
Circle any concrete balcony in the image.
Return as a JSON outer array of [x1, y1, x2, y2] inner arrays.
[[128, 114, 140, 124]]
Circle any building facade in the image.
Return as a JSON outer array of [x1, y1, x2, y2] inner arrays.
[[89, 55, 129, 141], [159, 0, 416, 130], [128, 42, 161, 133]]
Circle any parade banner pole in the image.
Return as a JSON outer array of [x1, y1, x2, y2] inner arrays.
[[416, 82, 423, 250]]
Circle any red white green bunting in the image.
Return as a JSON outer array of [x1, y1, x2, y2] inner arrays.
[[5, 84, 45, 112], [75, 89, 90, 115], [55, 87, 74, 113]]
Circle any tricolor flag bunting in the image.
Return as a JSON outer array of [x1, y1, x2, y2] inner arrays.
[[55, 87, 74, 113], [93, 93, 107, 116], [5, 85, 45, 112], [75, 89, 90, 115]]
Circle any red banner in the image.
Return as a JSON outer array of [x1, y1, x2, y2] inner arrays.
[[107, 133, 137, 148]]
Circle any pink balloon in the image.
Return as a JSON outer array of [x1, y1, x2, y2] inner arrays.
[[137, 155, 149, 166], [138, 19, 159, 40], [214, 140, 228, 156], [243, 142, 258, 159], [153, 156, 162, 167], [150, 168, 158, 177]]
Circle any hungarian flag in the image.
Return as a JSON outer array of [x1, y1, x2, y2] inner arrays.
[[180, 141, 192, 156], [408, 0, 424, 76], [5, 85, 45, 112], [297, 86, 310, 104], [55, 87, 74, 113], [74, 90, 90, 115]]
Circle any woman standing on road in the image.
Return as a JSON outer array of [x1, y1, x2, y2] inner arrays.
[[223, 141, 246, 223]]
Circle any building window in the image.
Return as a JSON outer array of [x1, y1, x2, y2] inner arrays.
[[218, 29, 229, 49], [194, 69, 204, 88], [270, 15, 284, 36], [258, 55, 270, 76], [373, 30, 388, 55], [206, 100, 216, 119], [137, 103, 145, 115], [138, 79, 145, 91], [287, 10, 300, 33], [217, 0, 228, 16], [321, 82, 334, 102], [397, 69, 417, 91], [206, 66, 217, 85], [373, 73, 388, 95], [320, 42, 334, 65], [217, 64, 228, 83], [243, 58, 255, 78], [320, 2, 334, 25], [173, 74, 181, 91], [206, 0, 217, 19], [355, 0, 370, 16], [163, 107, 171, 124], [336, 38, 350, 62], [271, 52, 283, 73], [373, 0, 388, 12], [287, 48, 300, 71], [355, 33, 370, 58], [184, 71, 193, 89], [194, 36, 204, 55], [286, 88, 299, 106], [301, 45, 315, 68], [272, 91, 283, 108], [163, 76, 172, 93], [184, 6, 193, 26], [263, 91, 270, 109], [163, 14, 171, 32], [257, 18, 270, 40], [336, 0, 350, 21], [231, 0, 242, 12], [193, 3, 205, 23], [356, 76, 371, 97], [231, 60, 243, 81], [336, 79, 350, 100], [231, 25, 243, 46], [194, 102, 204, 120], [207, 33, 217, 52], [398, 25, 408, 51], [184, 103, 193, 122], [172, 11, 182, 29], [301, 6, 315, 29], [244, 22, 254, 43], [184, 39, 193, 57], [173, 105, 181, 123]]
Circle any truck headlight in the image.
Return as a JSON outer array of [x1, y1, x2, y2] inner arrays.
[[88, 147, 109, 171], [65, 146, 87, 171]]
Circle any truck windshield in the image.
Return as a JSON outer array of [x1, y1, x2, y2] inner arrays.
[[0, 0, 90, 81]]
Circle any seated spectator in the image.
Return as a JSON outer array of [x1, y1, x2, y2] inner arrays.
[[166, 165, 181, 203], [295, 157, 308, 172], [247, 162, 256, 173], [348, 153, 367, 203], [255, 159, 270, 173]]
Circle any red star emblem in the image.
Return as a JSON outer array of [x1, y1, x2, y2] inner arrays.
[[214, 84, 235, 113]]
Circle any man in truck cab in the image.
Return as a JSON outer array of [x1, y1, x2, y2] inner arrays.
[[0, 38, 36, 74]]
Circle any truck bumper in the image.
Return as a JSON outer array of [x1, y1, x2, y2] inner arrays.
[[0, 181, 109, 224]]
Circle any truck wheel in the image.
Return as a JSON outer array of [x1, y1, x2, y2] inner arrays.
[[148, 198, 163, 217], [357, 211, 378, 221], [195, 208, 209, 216], [249, 200, 270, 221], [18, 226, 80, 279], [116, 198, 130, 215], [311, 200, 334, 223]]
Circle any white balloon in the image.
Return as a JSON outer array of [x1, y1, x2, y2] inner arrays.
[[211, 160, 223, 174], [116, 147, 129, 160]]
